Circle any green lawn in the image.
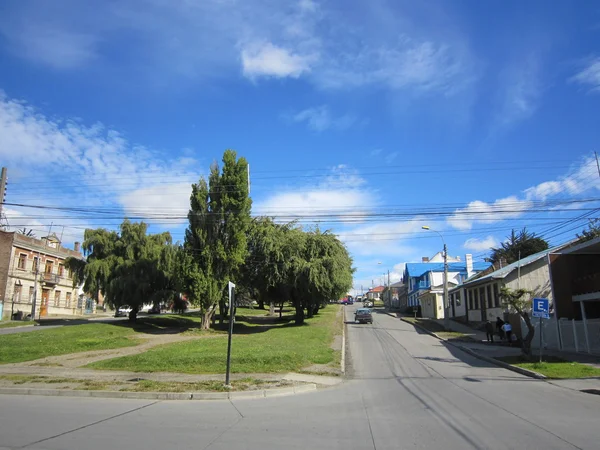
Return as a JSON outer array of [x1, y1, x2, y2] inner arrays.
[[88, 306, 341, 374], [0, 321, 37, 329], [497, 355, 600, 379], [0, 323, 140, 364]]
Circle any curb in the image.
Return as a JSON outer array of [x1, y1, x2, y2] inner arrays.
[[341, 307, 346, 375], [399, 317, 547, 380], [0, 383, 318, 401]]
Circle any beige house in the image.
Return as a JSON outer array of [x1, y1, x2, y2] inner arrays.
[[0, 231, 85, 320], [454, 243, 572, 336]]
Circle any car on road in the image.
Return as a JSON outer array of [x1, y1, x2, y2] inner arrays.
[[354, 308, 373, 324], [115, 306, 132, 317], [363, 300, 373, 308]]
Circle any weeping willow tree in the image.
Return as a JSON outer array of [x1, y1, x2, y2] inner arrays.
[[66, 220, 177, 322]]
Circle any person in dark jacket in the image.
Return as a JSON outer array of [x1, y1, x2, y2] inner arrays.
[[496, 317, 505, 340], [485, 320, 495, 342]]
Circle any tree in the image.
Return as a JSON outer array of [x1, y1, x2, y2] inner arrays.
[[577, 218, 600, 242], [66, 220, 176, 322], [499, 287, 535, 358], [182, 150, 252, 329], [490, 228, 549, 266], [65, 228, 120, 306], [241, 217, 290, 314]]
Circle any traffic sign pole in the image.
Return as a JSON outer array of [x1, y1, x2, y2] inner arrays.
[[539, 316, 543, 363]]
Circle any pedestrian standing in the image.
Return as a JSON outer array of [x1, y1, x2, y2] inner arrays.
[[502, 322, 512, 344], [485, 320, 494, 343], [496, 317, 505, 340]]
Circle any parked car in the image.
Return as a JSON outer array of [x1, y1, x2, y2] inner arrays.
[[340, 298, 349, 305], [148, 305, 161, 314], [115, 306, 132, 317], [363, 300, 373, 308], [354, 308, 373, 324]]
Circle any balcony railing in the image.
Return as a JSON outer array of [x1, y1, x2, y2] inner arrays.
[[42, 273, 60, 284]]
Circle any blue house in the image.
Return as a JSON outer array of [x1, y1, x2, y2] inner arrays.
[[403, 253, 491, 318]]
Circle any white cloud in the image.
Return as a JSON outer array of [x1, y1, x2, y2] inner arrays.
[[448, 156, 600, 231], [495, 57, 541, 128], [447, 196, 532, 231], [0, 91, 203, 238], [241, 42, 313, 79], [524, 155, 599, 201], [570, 57, 600, 93], [289, 106, 357, 131], [463, 236, 499, 252], [0, 1, 475, 95], [254, 165, 375, 221], [385, 152, 399, 164]]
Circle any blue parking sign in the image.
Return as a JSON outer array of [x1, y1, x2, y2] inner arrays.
[[532, 298, 550, 319]]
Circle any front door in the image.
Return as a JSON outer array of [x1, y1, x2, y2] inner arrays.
[[40, 289, 49, 317]]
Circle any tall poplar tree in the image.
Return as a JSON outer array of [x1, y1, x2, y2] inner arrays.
[[182, 149, 252, 329]]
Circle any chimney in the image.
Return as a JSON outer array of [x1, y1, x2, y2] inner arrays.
[[74, 242, 81, 253], [465, 254, 473, 278], [422, 257, 429, 263]]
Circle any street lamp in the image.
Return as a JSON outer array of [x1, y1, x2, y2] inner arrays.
[[422, 226, 449, 330]]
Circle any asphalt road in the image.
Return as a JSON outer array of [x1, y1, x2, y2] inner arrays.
[[1, 306, 599, 450]]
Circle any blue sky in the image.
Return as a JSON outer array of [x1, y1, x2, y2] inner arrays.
[[0, 0, 599, 294]]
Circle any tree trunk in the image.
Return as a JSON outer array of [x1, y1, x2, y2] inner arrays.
[[257, 297, 265, 310], [279, 302, 284, 318], [521, 312, 535, 359], [128, 308, 138, 323], [201, 308, 216, 330], [295, 304, 305, 325], [306, 303, 314, 319]]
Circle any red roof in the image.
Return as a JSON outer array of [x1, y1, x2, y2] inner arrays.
[[369, 286, 385, 293]]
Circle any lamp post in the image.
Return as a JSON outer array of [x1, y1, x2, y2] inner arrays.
[[422, 226, 449, 331]]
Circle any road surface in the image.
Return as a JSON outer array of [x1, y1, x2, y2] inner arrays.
[[1, 306, 598, 449]]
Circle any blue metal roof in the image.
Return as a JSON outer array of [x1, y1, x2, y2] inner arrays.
[[405, 261, 490, 278]]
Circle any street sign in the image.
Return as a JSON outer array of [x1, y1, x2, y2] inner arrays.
[[532, 298, 550, 319]]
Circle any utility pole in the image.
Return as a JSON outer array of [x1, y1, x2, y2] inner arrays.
[[31, 251, 40, 320], [0, 167, 7, 227], [595, 151, 600, 178], [443, 243, 449, 331], [387, 269, 390, 306]]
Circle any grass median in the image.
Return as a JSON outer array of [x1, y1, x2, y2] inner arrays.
[[87, 305, 342, 374], [0, 323, 140, 364], [496, 355, 600, 379]]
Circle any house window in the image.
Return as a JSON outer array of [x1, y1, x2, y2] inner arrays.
[[54, 291, 61, 307], [28, 286, 34, 304], [13, 285, 22, 303], [58, 264, 65, 277], [33, 257, 39, 272], [17, 253, 27, 270], [493, 283, 500, 307], [474, 289, 479, 309], [486, 285, 492, 309], [479, 287, 486, 309], [45, 260, 54, 274], [66, 292, 72, 308], [456, 291, 461, 306]]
